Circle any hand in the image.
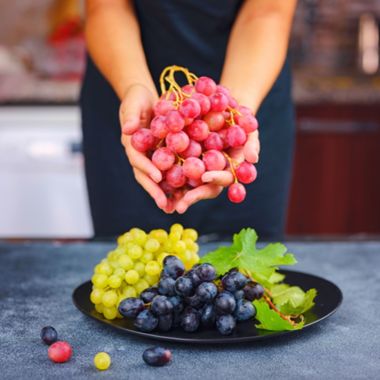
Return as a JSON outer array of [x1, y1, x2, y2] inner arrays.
[[175, 130, 260, 213], [119, 84, 171, 212]]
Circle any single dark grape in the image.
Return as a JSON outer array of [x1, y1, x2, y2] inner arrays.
[[185, 269, 202, 287], [158, 313, 173, 332], [142, 346, 172, 367], [243, 282, 265, 301], [184, 294, 204, 309], [40, 326, 58, 345], [158, 276, 176, 296], [180, 307, 200, 332], [151, 295, 174, 316], [201, 304, 216, 327], [196, 263, 217, 282], [234, 290, 245, 300], [175, 276, 194, 297], [168, 295, 184, 314], [134, 310, 158, 332], [163, 256, 185, 279], [140, 287, 159, 303], [118, 297, 145, 318], [221, 271, 249, 292], [216, 314, 236, 335], [234, 299, 256, 321], [196, 282, 218, 303], [214, 291, 236, 315]]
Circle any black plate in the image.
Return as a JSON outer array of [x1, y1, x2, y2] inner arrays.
[[72, 270, 343, 344]]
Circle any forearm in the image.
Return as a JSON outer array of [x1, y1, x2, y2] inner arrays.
[[220, 0, 297, 113], [84, 0, 156, 99]]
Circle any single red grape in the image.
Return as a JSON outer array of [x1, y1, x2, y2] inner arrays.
[[153, 99, 175, 116], [191, 93, 211, 115], [228, 183, 246, 203], [179, 98, 201, 119], [195, 76, 217, 96], [150, 116, 170, 139], [48, 341, 72, 363], [204, 132, 224, 151], [152, 147, 176, 171], [235, 161, 257, 184], [131, 128, 155, 152], [235, 113, 258, 133], [165, 110, 185, 132], [210, 92, 229, 112], [166, 165, 186, 188], [203, 112, 226, 132], [181, 140, 202, 158], [183, 157, 206, 180], [186, 120, 209, 142], [203, 150, 227, 171], [226, 125, 247, 147], [165, 131, 190, 153]]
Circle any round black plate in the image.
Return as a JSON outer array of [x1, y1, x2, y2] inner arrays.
[[72, 270, 342, 344]]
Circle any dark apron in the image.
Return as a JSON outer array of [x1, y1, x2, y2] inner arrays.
[[80, 0, 296, 240]]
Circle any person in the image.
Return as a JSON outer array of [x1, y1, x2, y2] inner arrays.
[[81, 0, 297, 240]]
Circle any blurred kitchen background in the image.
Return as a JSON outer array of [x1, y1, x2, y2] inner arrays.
[[0, 0, 379, 239]]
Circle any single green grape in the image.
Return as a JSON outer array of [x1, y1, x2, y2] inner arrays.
[[102, 290, 118, 307], [130, 228, 147, 246], [145, 260, 161, 276], [178, 250, 192, 263], [108, 274, 122, 289], [173, 240, 187, 255], [94, 352, 111, 371], [135, 279, 150, 294], [128, 244, 143, 260], [103, 306, 118, 320], [95, 303, 104, 313], [122, 286, 137, 298], [144, 238, 160, 252], [170, 223, 184, 235], [118, 254, 134, 270], [140, 251, 154, 264], [90, 288, 104, 304], [134, 262, 145, 277], [157, 252, 169, 265], [113, 267, 125, 278], [117, 231, 134, 246], [144, 274, 159, 286], [168, 231, 181, 243], [92, 274, 108, 289], [125, 270, 139, 285], [182, 228, 198, 241], [149, 229, 168, 243], [98, 262, 112, 276]]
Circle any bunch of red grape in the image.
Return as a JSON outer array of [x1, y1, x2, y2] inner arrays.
[[123, 66, 258, 204]]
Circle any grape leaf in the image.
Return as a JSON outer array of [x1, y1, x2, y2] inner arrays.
[[253, 299, 304, 331], [200, 228, 297, 287], [271, 285, 317, 315]]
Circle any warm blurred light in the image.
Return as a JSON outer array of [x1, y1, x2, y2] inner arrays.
[[358, 13, 379, 75]]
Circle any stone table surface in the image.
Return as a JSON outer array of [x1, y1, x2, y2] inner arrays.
[[0, 240, 379, 380]]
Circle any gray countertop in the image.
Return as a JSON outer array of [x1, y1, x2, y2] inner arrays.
[[0, 240, 379, 380]]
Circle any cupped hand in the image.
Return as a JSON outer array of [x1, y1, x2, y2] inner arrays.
[[175, 130, 260, 213], [119, 84, 171, 212]]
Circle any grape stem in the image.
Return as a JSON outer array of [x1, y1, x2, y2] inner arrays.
[[223, 152, 238, 184]]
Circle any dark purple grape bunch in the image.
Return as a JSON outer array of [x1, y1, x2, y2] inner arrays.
[[118, 256, 264, 336]]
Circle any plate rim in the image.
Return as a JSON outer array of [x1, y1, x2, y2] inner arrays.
[[72, 269, 343, 344]]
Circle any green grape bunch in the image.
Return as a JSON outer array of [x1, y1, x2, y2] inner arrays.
[[90, 224, 200, 320]]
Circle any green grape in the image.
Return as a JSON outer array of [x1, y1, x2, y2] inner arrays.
[[135, 279, 150, 294], [178, 250, 192, 263], [98, 262, 112, 276], [110, 260, 120, 270], [118, 255, 134, 270], [113, 267, 125, 278], [103, 306, 118, 320], [92, 274, 108, 289], [128, 244, 143, 260], [149, 229, 168, 243], [108, 274, 122, 289], [140, 251, 154, 264], [117, 231, 134, 246], [122, 286, 137, 298], [144, 238, 160, 252], [173, 240, 187, 255], [125, 270, 139, 285], [162, 239, 173, 252], [134, 262, 145, 277], [169, 231, 181, 243], [90, 288, 104, 304], [170, 223, 184, 236], [95, 303, 104, 313], [144, 274, 159, 286], [107, 250, 119, 261], [145, 260, 161, 276], [130, 228, 147, 246], [182, 228, 198, 241], [157, 252, 169, 265], [94, 264, 102, 274], [102, 290, 118, 307]]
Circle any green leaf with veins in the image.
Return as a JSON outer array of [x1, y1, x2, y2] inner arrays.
[[200, 228, 297, 287], [253, 299, 304, 331]]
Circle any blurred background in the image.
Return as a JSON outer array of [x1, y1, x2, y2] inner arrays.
[[0, 0, 379, 239]]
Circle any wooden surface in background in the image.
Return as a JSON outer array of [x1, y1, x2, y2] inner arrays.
[[286, 103, 380, 235]]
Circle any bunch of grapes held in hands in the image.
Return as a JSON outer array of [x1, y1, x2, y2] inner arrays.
[[122, 65, 259, 204], [118, 255, 265, 336]]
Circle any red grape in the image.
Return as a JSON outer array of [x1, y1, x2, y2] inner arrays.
[[181, 140, 202, 158], [203, 112, 225, 132], [150, 116, 170, 139], [191, 93, 211, 115], [160, 180, 175, 195], [166, 110, 185, 132], [165, 131, 190, 153], [226, 125, 247, 147], [228, 183, 246, 203], [179, 98, 201, 119], [152, 147, 176, 171], [166, 165, 186, 188], [154, 99, 175, 116], [186, 120, 209, 142], [187, 177, 203, 188], [183, 157, 206, 180], [235, 113, 258, 133], [182, 84, 194, 95], [204, 132, 224, 151], [216, 85, 230, 97], [195, 76, 217, 96], [235, 161, 257, 184], [48, 341, 72, 363], [131, 128, 155, 152], [203, 150, 227, 171], [210, 92, 229, 112], [218, 128, 230, 149]]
